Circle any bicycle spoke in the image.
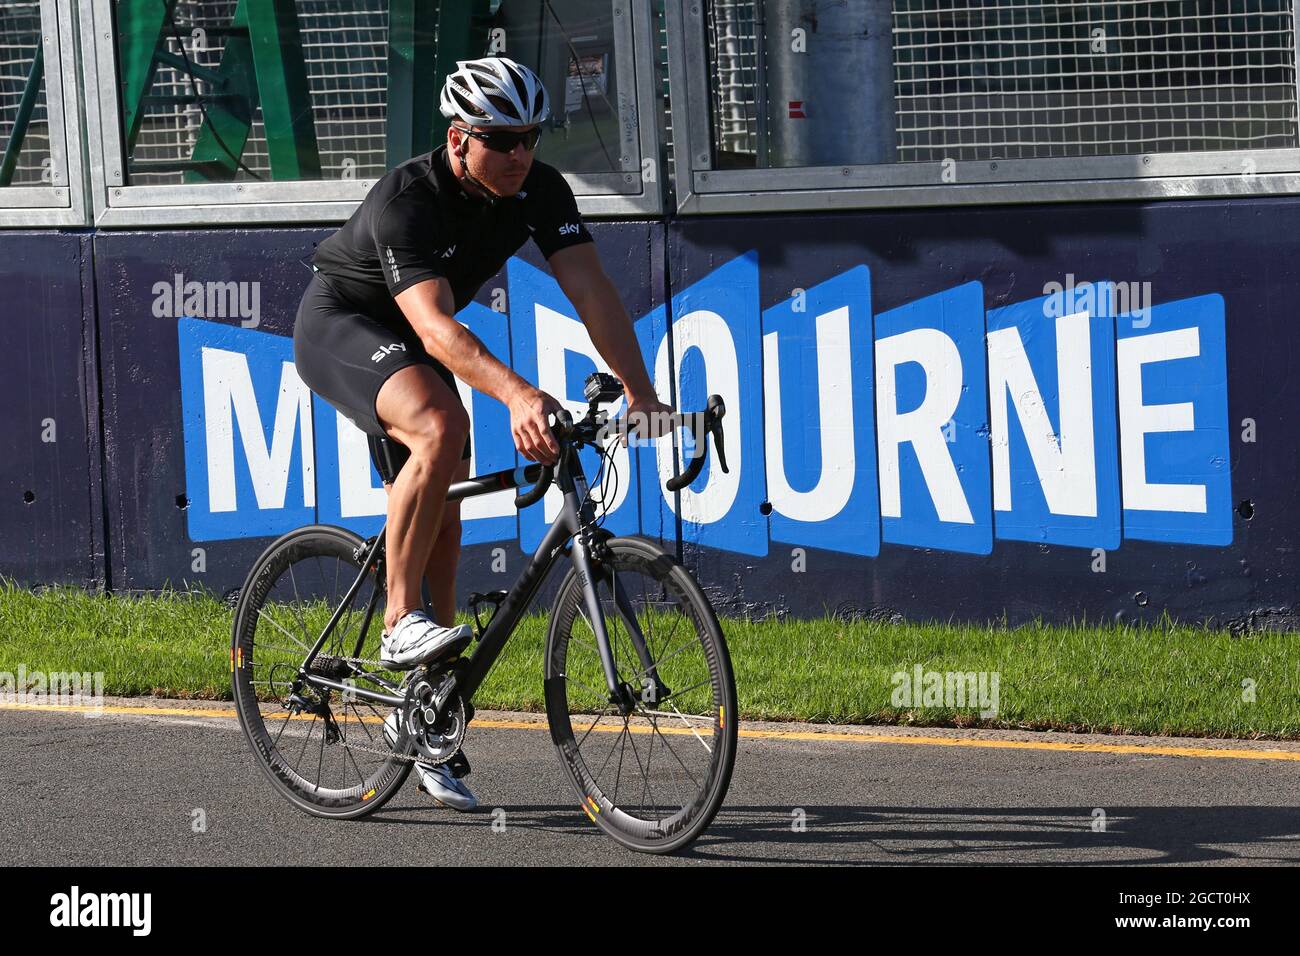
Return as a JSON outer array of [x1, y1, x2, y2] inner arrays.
[[250, 640, 310, 657], [354, 698, 387, 739], [271, 708, 294, 747], [661, 676, 714, 705], [575, 705, 615, 750], [637, 705, 717, 725], [634, 702, 702, 789], [285, 562, 314, 649], [591, 713, 629, 801], [567, 625, 603, 661], [624, 635, 700, 685], [620, 721, 658, 818], [665, 702, 714, 754], [314, 713, 327, 792], [559, 669, 610, 705], [338, 713, 369, 785], [256, 609, 312, 653], [249, 679, 297, 689], [640, 714, 657, 812], [292, 713, 318, 777]]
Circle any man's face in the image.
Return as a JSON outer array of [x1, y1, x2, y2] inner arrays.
[[450, 123, 539, 197]]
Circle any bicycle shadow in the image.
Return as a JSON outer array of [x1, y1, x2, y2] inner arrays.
[[352, 801, 1299, 864], [667, 804, 1300, 864]]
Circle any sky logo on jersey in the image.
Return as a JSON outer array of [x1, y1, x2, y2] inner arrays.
[[176, 253, 1232, 553]]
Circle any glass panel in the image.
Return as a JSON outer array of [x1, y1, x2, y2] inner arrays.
[[705, 0, 1300, 170], [0, 0, 51, 188], [494, 0, 632, 174], [110, 0, 636, 187], [114, 0, 390, 185]]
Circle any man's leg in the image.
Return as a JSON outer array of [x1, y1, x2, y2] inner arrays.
[[382, 456, 469, 628], [374, 365, 470, 632], [425, 457, 470, 627]]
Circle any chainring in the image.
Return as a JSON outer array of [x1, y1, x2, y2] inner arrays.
[[400, 666, 466, 765]]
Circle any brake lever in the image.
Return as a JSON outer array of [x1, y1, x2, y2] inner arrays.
[[706, 395, 729, 474]]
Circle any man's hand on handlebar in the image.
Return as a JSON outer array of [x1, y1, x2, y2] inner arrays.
[[613, 394, 677, 447], [508, 385, 563, 466]]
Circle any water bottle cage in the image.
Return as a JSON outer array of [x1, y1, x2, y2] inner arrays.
[[468, 590, 508, 639]]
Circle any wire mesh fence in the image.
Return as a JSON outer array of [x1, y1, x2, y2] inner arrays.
[[0, 0, 50, 186], [894, 0, 1299, 162], [703, 0, 1299, 167], [127, 0, 388, 185]]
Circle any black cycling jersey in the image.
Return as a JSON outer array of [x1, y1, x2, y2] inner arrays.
[[311, 144, 593, 327]]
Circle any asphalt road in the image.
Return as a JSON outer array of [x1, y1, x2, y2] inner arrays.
[[3, 697, 1299, 866]]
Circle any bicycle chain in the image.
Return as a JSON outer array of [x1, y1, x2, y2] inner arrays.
[[306, 657, 465, 766], [303, 655, 418, 763]]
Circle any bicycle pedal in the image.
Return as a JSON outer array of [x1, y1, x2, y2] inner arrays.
[[444, 749, 472, 779]]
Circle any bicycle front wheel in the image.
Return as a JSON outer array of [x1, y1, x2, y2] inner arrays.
[[544, 535, 738, 853]]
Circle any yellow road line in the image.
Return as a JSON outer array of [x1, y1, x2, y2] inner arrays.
[[3, 701, 1298, 762]]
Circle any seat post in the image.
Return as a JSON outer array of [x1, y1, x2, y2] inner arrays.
[[367, 434, 411, 486]]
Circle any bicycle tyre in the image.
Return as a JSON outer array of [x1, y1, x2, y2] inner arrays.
[[231, 524, 413, 819], [543, 535, 738, 853]]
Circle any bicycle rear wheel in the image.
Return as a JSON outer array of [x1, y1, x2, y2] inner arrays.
[[544, 535, 738, 853], [231, 525, 413, 818]]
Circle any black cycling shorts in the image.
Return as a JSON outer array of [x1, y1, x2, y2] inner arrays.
[[292, 272, 471, 461]]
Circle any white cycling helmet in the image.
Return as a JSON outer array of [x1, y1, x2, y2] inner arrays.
[[439, 56, 551, 128]]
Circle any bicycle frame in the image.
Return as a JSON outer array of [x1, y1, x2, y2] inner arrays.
[[296, 436, 655, 715]]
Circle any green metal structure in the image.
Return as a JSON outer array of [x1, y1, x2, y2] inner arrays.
[[387, 0, 494, 163], [116, 0, 319, 181], [114, 0, 492, 183], [0, 42, 43, 188]]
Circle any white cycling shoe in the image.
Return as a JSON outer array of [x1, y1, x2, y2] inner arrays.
[[383, 711, 478, 811], [379, 610, 473, 669]]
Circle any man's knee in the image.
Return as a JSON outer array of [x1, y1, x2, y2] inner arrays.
[[378, 367, 470, 465], [409, 407, 470, 462]]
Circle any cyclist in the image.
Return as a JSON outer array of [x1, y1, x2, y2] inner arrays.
[[293, 56, 672, 810]]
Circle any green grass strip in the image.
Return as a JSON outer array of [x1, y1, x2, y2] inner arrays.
[[1, 578, 1296, 739]]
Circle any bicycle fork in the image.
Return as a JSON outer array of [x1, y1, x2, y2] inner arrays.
[[570, 533, 669, 715]]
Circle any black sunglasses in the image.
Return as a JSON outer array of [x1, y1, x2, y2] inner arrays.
[[456, 125, 542, 153]]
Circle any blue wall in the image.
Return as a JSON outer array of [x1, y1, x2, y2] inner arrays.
[[1, 196, 1294, 629]]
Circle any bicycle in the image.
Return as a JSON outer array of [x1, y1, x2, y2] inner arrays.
[[230, 371, 738, 853]]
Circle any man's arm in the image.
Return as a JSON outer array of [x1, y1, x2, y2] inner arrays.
[[394, 277, 528, 405], [547, 243, 656, 403], [395, 278, 563, 463]]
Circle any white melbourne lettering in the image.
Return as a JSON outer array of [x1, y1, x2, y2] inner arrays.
[[202, 349, 316, 512], [371, 342, 407, 363]]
